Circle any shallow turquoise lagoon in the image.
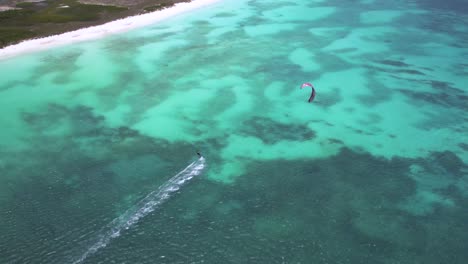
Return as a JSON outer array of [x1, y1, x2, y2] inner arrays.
[[0, 0, 467, 263]]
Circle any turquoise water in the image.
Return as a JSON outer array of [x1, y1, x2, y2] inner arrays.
[[1, 0, 467, 263]]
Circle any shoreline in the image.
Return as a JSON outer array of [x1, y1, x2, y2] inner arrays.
[[0, 0, 219, 61]]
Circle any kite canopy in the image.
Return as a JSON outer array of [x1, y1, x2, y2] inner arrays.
[[300, 82, 316, 103], [300, 82, 314, 89]]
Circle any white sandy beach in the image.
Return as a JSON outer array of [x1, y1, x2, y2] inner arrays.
[[0, 0, 219, 60]]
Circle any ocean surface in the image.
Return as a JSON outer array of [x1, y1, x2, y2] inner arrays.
[[1, 0, 467, 263]]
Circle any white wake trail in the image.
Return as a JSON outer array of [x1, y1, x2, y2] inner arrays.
[[73, 157, 206, 264]]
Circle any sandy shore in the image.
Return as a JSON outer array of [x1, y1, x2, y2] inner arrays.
[[0, 0, 219, 60]]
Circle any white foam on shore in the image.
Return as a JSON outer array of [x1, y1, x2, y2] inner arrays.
[[0, 0, 219, 60]]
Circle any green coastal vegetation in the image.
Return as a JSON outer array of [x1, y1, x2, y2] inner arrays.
[[14, 0, 126, 23], [0, 0, 183, 48], [143, 2, 175, 12], [0, 28, 36, 47], [0, 0, 127, 47]]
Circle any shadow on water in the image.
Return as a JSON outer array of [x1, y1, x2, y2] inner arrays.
[[240, 116, 316, 144]]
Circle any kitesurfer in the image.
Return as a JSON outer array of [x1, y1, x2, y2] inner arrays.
[[197, 151, 202, 157]]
